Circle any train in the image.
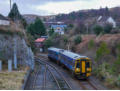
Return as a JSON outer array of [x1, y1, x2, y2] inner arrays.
[[48, 47, 92, 79]]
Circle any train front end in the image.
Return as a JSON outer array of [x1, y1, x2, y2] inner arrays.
[[74, 58, 92, 79]]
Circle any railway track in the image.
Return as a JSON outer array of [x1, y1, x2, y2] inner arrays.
[[25, 56, 72, 90], [31, 63, 47, 90], [35, 58, 72, 90], [35, 53, 105, 90]]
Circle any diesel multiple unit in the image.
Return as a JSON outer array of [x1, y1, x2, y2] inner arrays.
[[48, 47, 92, 79]]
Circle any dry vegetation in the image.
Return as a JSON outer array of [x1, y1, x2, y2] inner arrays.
[[0, 22, 25, 37], [0, 70, 27, 90]]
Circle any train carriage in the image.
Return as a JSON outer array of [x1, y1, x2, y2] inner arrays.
[[59, 50, 92, 79], [48, 47, 92, 79], [48, 47, 61, 61]]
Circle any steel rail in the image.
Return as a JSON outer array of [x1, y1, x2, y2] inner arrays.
[[32, 64, 40, 89], [43, 64, 47, 89], [36, 61, 61, 90], [47, 65, 61, 90], [35, 57, 72, 90], [87, 80, 98, 90]]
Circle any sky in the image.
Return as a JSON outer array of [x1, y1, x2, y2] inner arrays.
[[0, 0, 120, 16]]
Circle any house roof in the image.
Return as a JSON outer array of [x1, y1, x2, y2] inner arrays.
[[0, 14, 8, 20], [97, 16, 108, 22], [35, 38, 45, 42], [51, 25, 67, 28], [97, 16, 115, 23]]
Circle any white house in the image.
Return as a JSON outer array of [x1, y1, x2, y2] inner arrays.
[[107, 17, 116, 28], [97, 16, 116, 28], [0, 15, 10, 26]]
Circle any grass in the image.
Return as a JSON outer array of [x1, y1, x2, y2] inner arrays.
[[0, 68, 28, 90]]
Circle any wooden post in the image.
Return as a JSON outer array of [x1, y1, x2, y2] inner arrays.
[[8, 60, 12, 72]]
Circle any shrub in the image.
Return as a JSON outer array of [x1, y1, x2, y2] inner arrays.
[[26, 34, 36, 52], [94, 64, 106, 80], [107, 65, 116, 75], [117, 43, 120, 52], [104, 23, 113, 34], [63, 35, 68, 44], [51, 32, 60, 39], [112, 44, 120, 73], [95, 42, 110, 61], [93, 25, 103, 35], [88, 39, 95, 49], [44, 38, 53, 48], [68, 24, 74, 28], [117, 75, 120, 86], [48, 28, 54, 36], [106, 78, 116, 86], [74, 35, 82, 45], [75, 23, 86, 34]]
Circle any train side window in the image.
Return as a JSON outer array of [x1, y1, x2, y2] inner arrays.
[[86, 62, 90, 68]]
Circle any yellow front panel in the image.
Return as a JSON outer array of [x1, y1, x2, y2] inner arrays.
[[86, 73, 91, 77], [82, 61, 85, 73]]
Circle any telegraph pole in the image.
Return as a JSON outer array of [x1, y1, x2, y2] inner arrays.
[[10, 0, 11, 11]]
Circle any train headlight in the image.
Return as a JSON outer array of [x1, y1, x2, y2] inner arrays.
[[87, 68, 91, 72], [76, 68, 80, 72]]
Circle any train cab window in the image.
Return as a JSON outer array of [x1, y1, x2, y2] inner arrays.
[[86, 62, 90, 68], [76, 62, 80, 68]]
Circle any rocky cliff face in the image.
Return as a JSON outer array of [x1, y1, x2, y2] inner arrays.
[[0, 23, 34, 69], [0, 34, 34, 67]]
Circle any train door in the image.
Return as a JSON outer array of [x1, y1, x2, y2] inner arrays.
[[81, 60, 86, 73], [75, 59, 87, 73]]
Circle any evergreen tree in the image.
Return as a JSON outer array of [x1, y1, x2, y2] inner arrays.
[[27, 18, 46, 38], [8, 3, 22, 21]]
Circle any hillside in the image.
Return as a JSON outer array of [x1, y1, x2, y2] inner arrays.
[[23, 7, 120, 23], [54, 6, 120, 24], [23, 14, 55, 24], [23, 6, 120, 31], [73, 34, 120, 89]]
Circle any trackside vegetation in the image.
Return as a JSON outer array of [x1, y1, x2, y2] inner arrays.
[[95, 42, 110, 62], [88, 39, 95, 49], [74, 35, 82, 45], [92, 42, 120, 89]]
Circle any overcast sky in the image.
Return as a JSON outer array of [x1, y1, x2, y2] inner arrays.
[[0, 0, 120, 16]]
